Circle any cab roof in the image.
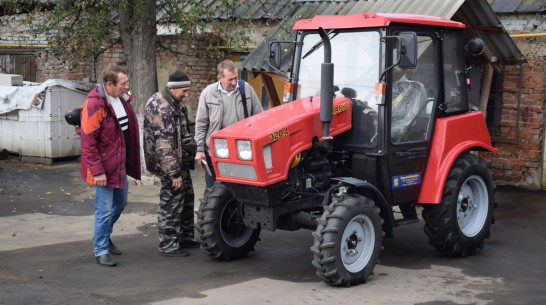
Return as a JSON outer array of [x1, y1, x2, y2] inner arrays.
[[293, 13, 466, 31]]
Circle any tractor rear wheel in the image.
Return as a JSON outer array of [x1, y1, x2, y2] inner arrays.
[[195, 183, 260, 260], [311, 194, 383, 287], [422, 152, 496, 256]]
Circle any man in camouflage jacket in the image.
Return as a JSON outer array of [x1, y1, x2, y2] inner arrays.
[[143, 71, 198, 257]]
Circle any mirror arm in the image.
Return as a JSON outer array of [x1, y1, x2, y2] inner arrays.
[[379, 36, 401, 82]]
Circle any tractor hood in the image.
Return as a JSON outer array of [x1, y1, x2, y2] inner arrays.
[[209, 96, 352, 186]]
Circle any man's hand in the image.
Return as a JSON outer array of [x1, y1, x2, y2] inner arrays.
[[195, 152, 206, 168], [172, 176, 182, 189], [94, 173, 107, 187]]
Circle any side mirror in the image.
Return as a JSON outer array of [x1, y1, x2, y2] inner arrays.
[[398, 32, 417, 69], [269, 40, 282, 70], [465, 38, 484, 57]]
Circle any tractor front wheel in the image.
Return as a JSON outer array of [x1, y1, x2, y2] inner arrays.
[[311, 194, 383, 287], [195, 183, 261, 261], [422, 152, 496, 256]]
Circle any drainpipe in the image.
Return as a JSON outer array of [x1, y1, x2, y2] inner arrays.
[[0, 44, 52, 48], [509, 33, 546, 38]]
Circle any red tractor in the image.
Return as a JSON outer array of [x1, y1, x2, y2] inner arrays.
[[195, 13, 497, 287]]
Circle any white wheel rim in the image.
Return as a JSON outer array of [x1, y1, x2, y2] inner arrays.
[[457, 175, 489, 237], [341, 214, 375, 273]]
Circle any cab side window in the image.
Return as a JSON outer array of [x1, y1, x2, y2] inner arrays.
[[390, 34, 436, 143], [442, 31, 468, 114]]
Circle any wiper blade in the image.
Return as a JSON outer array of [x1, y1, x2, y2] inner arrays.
[[302, 30, 338, 60]]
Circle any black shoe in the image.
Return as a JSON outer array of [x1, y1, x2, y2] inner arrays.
[[158, 249, 190, 257], [95, 254, 117, 267], [180, 239, 200, 249], [109, 238, 121, 255]]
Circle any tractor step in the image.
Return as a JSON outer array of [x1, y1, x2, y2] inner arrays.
[[394, 217, 419, 227]]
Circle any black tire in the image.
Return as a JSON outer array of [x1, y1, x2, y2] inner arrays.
[[195, 183, 261, 261], [422, 152, 496, 257], [311, 194, 383, 287]]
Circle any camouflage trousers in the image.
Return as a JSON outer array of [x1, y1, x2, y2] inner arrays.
[[157, 168, 195, 253]]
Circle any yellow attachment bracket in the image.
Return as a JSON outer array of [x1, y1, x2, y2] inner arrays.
[[290, 153, 302, 168]]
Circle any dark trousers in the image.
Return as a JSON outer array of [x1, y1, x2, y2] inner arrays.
[[157, 169, 194, 252]]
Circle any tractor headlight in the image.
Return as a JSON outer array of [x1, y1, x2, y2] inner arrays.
[[236, 140, 252, 161], [263, 144, 272, 168], [213, 138, 229, 159]]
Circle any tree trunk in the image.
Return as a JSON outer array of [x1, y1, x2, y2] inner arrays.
[[119, 0, 158, 115], [119, 0, 158, 178]]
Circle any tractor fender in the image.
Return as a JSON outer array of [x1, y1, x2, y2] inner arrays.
[[329, 177, 395, 238], [418, 111, 498, 204]]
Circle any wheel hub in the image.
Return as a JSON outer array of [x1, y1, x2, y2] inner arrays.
[[345, 231, 361, 256], [460, 195, 469, 212], [459, 194, 477, 216]]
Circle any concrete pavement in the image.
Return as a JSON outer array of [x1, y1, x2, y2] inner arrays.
[[1, 156, 546, 305]]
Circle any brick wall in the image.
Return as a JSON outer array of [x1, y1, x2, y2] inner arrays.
[[154, 34, 223, 120], [483, 62, 545, 189], [35, 50, 93, 82], [487, 13, 546, 190], [498, 13, 546, 60], [0, 15, 47, 45], [92, 35, 223, 120]]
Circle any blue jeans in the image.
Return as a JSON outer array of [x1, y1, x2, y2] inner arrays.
[[93, 173, 128, 256]]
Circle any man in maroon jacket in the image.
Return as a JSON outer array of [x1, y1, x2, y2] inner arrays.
[[80, 66, 141, 267]]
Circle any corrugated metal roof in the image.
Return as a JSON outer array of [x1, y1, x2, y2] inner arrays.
[[488, 0, 544, 13], [242, 0, 525, 72], [459, 0, 525, 63]]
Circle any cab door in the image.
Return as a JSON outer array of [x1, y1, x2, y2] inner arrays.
[[386, 30, 438, 204]]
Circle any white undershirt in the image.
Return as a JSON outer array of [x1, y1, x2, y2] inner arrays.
[[108, 95, 128, 131]]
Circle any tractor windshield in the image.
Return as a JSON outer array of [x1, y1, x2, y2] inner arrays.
[[296, 30, 381, 106], [296, 30, 381, 146]]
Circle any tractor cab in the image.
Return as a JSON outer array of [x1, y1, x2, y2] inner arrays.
[[270, 14, 479, 206]]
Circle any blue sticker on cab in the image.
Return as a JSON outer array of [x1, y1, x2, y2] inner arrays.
[[392, 173, 422, 189]]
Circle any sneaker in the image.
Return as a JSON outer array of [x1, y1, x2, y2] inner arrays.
[[158, 248, 189, 257], [180, 239, 201, 249]]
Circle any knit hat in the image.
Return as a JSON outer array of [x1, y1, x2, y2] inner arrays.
[[167, 71, 191, 88]]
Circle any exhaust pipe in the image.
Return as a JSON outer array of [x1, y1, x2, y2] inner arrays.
[[318, 27, 334, 141]]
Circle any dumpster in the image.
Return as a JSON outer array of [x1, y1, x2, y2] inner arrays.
[[0, 78, 94, 161]]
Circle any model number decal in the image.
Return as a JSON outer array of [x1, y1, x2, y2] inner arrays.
[[269, 127, 289, 142], [333, 102, 350, 115], [392, 173, 422, 189]]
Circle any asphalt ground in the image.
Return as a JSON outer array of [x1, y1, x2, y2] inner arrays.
[[1, 156, 545, 305]]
